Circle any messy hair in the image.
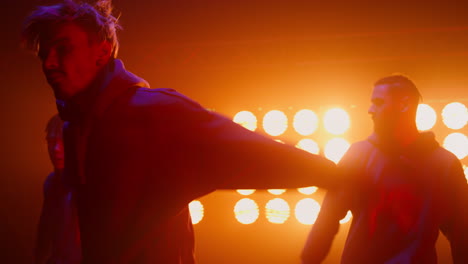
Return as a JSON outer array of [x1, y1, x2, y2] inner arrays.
[[22, 0, 121, 57], [374, 74, 422, 105]]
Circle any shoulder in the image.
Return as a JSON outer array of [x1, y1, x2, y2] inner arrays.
[[131, 88, 203, 110]]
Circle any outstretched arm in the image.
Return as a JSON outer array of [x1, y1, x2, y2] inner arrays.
[[157, 95, 340, 193]]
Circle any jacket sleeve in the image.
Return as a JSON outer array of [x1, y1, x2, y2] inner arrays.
[[439, 158, 468, 264], [160, 95, 340, 193], [301, 188, 349, 264], [300, 142, 369, 264]]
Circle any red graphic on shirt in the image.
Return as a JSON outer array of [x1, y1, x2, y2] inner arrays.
[[369, 184, 424, 236]]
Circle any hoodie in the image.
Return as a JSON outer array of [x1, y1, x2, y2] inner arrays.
[[302, 132, 467, 264]]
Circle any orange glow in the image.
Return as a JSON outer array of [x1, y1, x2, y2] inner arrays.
[[297, 186, 318, 195], [263, 110, 288, 136], [293, 109, 319, 136], [324, 138, 350, 164], [236, 189, 256, 195], [416, 104, 437, 131], [234, 198, 259, 224], [442, 102, 467, 130], [233, 111, 257, 131], [323, 108, 350, 135], [188, 200, 204, 224], [268, 189, 286, 195], [443, 133, 468, 159], [265, 198, 290, 224], [296, 139, 320, 154], [339, 210, 353, 224], [295, 198, 321, 225]]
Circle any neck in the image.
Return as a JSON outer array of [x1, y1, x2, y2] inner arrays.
[[392, 122, 419, 147]]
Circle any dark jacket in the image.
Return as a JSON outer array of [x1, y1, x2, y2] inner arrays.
[[61, 59, 338, 263], [302, 132, 467, 264]]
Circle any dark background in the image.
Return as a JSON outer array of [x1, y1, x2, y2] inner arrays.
[[1, 0, 467, 263]]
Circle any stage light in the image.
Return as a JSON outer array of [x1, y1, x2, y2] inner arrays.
[[268, 189, 286, 195], [297, 186, 318, 195], [295, 198, 321, 225], [293, 109, 319, 136], [263, 110, 288, 136], [233, 111, 257, 131], [265, 198, 290, 224], [324, 138, 350, 164], [339, 210, 352, 224], [296, 139, 320, 154], [443, 133, 468, 160], [442, 102, 467, 130], [234, 198, 259, 224], [237, 189, 256, 195], [416, 104, 437, 131], [323, 108, 350, 135], [189, 200, 204, 224]]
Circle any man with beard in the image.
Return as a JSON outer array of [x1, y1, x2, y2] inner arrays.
[[301, 75, 467, 263]]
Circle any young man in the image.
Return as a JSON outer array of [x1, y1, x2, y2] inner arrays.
[[301, 75, 467, 263], [36, 114, 81, 264], [23, 1, 340, 263]]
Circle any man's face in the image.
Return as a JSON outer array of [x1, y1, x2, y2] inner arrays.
[[47, 137, 64, 170], [39, 22, 103, 100], [368, 84, 401, 136]]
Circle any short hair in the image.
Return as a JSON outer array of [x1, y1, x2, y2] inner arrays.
[[21, 0, 121, 57], [45, 114, 64, 140], [374, 74, 422, 105]]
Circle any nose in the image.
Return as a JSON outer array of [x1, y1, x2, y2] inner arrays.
[[43, 49, 59, 70]]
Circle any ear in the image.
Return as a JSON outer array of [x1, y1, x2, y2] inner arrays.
[[96, 41, 112, 66]]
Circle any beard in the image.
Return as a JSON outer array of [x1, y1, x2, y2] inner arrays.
[[373, 118, 396, 138]]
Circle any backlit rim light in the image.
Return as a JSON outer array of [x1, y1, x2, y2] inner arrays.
[[233, 111, 257, 131], [263, 110, 288, 136], [323, 108, 351, 135], [464, 165, 468, 183], [188, 200, 204, 224], [339, 210, 353, 224], [268, 189, 286, 195], [443, 133, 468, 160], [237, 189, 256, 195], [296, 139, 320, 155], [324, 138, 351, 164], [234, 198, 259, 224], [442, 102, 467, 130], [265, 198, 290, 224], [293, 109, 319, 136], [297, 186, 318, 195], [295, 198, 321, 225], [416, 104, 437, 131]]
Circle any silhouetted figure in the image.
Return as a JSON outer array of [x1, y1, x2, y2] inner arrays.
[[22, 1, 340, 263], [301, 75, 467, 264], [36, 114, 81, 264]]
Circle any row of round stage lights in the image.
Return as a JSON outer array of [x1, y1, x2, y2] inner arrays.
[[188, 103, 467, 225], [233, 102, 468, 162], [234, 107, 353, 163], [188, 191, 353, 225]]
